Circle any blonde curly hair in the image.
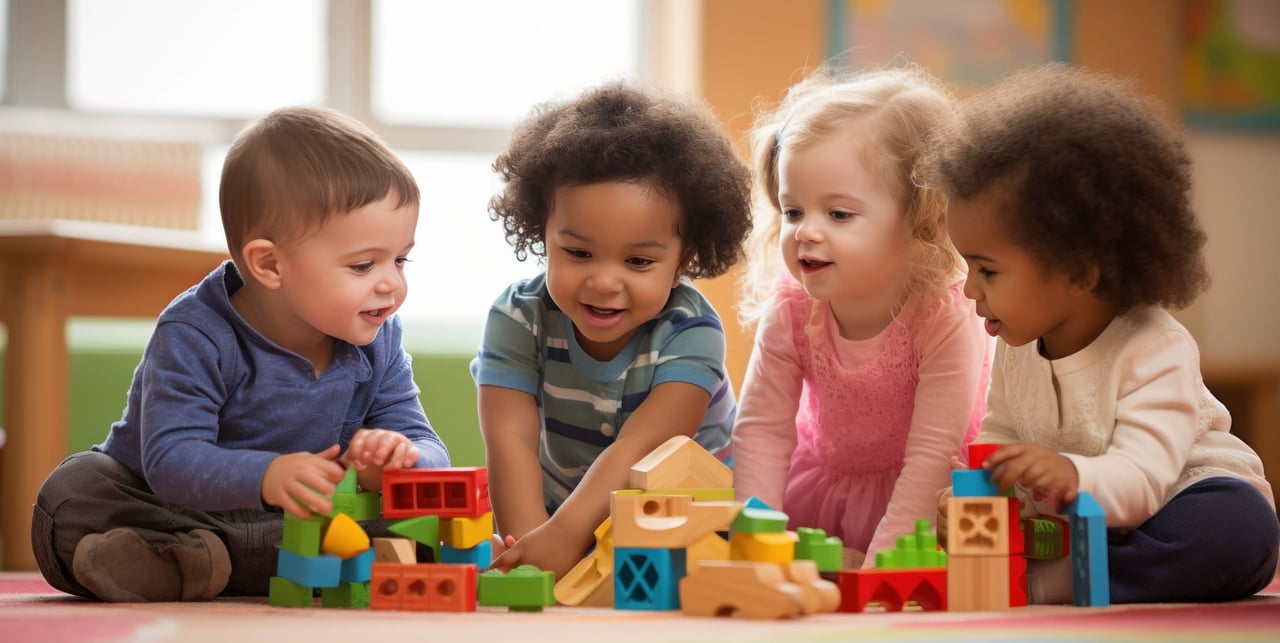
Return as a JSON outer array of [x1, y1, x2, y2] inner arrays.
[[738, 64, 963, 328]]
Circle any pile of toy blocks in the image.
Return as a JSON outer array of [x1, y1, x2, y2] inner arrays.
[[834, 518, 949, 612], [554, 435, 842, 619], [945, 443, 1109, 610]]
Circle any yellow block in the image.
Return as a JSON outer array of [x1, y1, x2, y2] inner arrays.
[[441, 511, 495, 549], [729, 530, 796, 564], [321, 513, 371, 559]]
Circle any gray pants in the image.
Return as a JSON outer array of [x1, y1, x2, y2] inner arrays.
[[32, 451, 396, 598]]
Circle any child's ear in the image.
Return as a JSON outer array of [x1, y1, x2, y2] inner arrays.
[[673, 248, 696, 288], [1070, 263, 1101, 296], [240, 239, 284, 290]]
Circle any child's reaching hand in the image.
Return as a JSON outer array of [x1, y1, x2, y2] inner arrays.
[[262, 444, 346, 518], [489, 519, 587, 580], [984, 443, 1079, 511], [343, 428, 418, 491]]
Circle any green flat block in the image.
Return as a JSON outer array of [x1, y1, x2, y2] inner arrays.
[[477, 565, 555, 610], [269, 575, 315, 608], [731, 506, 789, 533], [282, 513, 324, 556], [321, 581, 370, 608], [389, 515, 440, 562]]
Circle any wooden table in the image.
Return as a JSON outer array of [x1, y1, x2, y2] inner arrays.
[[0, 220, 227, 570]]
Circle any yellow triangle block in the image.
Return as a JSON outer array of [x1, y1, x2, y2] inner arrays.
[[321, 513, 371, 559]]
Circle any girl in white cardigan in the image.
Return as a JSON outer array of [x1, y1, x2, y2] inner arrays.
[[931, 63, 1277, 603]]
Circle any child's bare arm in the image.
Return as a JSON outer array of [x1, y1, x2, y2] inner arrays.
[[496, 381, 712, 579], [262, 444, 346, 517], [478, 385, 549, 542]]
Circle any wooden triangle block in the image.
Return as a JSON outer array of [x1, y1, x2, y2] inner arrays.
[[629, 435, 733, 490]]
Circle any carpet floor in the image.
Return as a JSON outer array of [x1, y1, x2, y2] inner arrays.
[[3, 572, 1278, 642]]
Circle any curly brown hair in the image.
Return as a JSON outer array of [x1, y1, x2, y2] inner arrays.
[[926, 63, 1209, 312], [488, 82, 752, 279]]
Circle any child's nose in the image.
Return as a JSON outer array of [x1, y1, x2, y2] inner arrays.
[[586, 268, 622, 293], [962, 274, 982, 301], [374, 266, 405, 293], [794, 217, 823, 243]]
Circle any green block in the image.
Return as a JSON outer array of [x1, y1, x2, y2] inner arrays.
[[337, 467, 359, 494], [282, 513, 324, 556], [730, 506, 789, 534], [795, 527, 842, 572], [1025, 517, 1067, 559], [329, 492, 382, 521], [389, 515, 440, 562], [269, 575, 315, 608], [321, 581, 370, 608], [477, 564, 555, 611], [875, 519, 946, 569]]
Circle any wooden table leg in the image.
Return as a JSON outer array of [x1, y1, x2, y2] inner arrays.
[[1, 258, 68, 570]]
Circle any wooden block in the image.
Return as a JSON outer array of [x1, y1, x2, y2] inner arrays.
[[611, 493, 741, 548], [629, 435, 732, 490], [780, 560, 840, 614], [946, 496, 1010, 556], [947, 555, 1010, 611], [679, 560, 806, 619], [372, 537, 417, 564]]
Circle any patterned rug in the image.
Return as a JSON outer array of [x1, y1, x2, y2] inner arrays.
[[3, 572, 1278, 642]]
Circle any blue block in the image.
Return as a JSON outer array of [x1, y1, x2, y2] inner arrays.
[[614, 547, 685, 610], [440, 540, 492, 566], [339, 547, 374, 583], [952, 468, 1003, 497], [742, 496, 775, 511], [277, 548, 342, 588], [1063, 492, 1110, 607]]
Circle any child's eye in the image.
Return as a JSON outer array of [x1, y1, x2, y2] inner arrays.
[[564, 248, 591, 260], [395, 256, 413, 267], [351, 262, 374, 274], [781, 208, 802, 221], [626, 257, 656, 268], [830, 210, 856, 221], [977, 267, 996, 277]]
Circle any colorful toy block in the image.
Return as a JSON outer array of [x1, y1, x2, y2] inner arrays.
[[321, 513, 371, 559], [388, 515, 439, 563], [478, 565, 556, 611], [629, 435, 732, 490], [779, 560, 840, 614], [1024, 515, 1070, 559], [875, 519, 946, 569], [276, 548, 342, 588], [372, 537, 417, 564], [321, 581, 370, 608], [1009, 552, 1028, 607], [613, 487, 735, 501], [946, 496, 1010, 556], [369, 562, 477, 612], [730, 506, 789, 534], [382, 467, 490, 519], [729, 530, 796, 563], [331, 491, 381, 521], [836, 567, 947, 612], [1008, 497, 1025, 556], [795, 527, 842, 573], [268, 575, 314, 608], [441, 540, 492, 566], [686, 531, 731, 573], [951, 468, 1006, 498], [337, 467, 359, 494], [1063, 492, 1110, 607], [441, 511, 495, 549], [555, 518, 615, 607], [967, 443, 1001, 469], [615, 547, 686, 610], [282, 513, 323, 556], [339, 547, 374, 583], [611, 493, 740, 549], [680, 560, 806, 619], [947, 555, 1010, 611]]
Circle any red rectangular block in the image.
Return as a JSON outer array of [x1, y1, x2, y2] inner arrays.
[[382, 467, 491, 519]]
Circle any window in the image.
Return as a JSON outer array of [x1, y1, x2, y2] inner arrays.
[[67, 0, 325, 117]]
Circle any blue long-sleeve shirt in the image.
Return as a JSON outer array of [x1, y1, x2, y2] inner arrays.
[[96, 261, 450, 511]]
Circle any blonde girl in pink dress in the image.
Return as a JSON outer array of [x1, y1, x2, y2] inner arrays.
[[733, 66, 991, 568]]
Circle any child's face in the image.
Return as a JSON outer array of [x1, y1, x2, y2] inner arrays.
[[947, 189, 1096, 359], [544, 181, 685, 361], [274, 192, 418, 348], [776, 118, 912, 310]]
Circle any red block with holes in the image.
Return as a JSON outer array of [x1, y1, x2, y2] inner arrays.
[[836, 568, 947, 612], [369, 562, 477, 612], [381, 467, 491, 519]]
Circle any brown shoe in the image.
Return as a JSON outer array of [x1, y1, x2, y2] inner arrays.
[[72, 528, 231, 602]]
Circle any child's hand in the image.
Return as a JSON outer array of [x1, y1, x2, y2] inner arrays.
[[489, 520, 585, 580], [984, 443, 1079, 508], [262, 444, 345, 518], [343, 428, 417, 491]]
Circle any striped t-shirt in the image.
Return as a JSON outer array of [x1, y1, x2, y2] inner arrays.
[[470, 273, 735, 512]]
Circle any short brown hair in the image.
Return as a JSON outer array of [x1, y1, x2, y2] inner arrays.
[[488, 82, 752, 280], [926, 63, 1210, 312], [219, 106, 419, 260]]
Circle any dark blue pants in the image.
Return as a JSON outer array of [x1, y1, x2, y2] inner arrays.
[[1109, 477, 1278, 603]]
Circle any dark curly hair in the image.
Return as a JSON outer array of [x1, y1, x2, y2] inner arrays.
[[926, 63, 1210, 312], [488, 82, 752, 279]]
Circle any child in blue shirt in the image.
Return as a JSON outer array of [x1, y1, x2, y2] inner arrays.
[[31, 106, 450, 602], [472, 83, 753, 579]]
